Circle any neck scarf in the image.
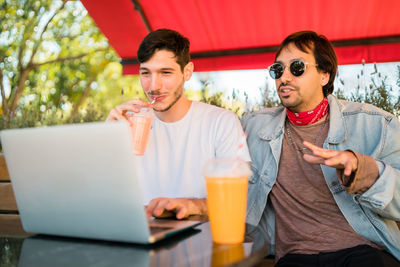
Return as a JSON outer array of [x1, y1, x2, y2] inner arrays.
[[286, 97, 329, 125]]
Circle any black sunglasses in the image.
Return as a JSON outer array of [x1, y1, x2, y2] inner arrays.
[[268, 60, 317, 79]]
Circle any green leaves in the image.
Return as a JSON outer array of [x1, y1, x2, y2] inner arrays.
[[336, 63, 400, 118], [0, 0, 125, 129]]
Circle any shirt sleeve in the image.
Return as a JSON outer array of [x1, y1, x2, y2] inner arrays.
[[214, 111, 251, 162], [336, 151, 379, 194]]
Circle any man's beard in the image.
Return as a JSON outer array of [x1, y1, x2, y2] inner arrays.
[[278, 82, 300, 109], [151, 88, 183, 112]]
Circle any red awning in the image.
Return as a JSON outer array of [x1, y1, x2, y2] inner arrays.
[[81, 0, 400, 74]]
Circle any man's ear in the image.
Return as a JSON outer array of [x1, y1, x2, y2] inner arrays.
[[321, 71, 330, 87], [183, 62, 194, 81]]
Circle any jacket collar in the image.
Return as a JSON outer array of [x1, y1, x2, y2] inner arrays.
[[326, 94, 347, 144], [257, 94, 347, 144], [258, 107, 286, 141]]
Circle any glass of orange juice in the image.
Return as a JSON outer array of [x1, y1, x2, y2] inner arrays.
[[204, 158, 251, 244], [126, 108, 153, 156]]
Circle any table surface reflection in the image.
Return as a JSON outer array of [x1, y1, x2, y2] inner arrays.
[[0, 215, 269, 267]]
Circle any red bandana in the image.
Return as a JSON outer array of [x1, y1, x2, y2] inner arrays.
[[286, 97, 329, 125]]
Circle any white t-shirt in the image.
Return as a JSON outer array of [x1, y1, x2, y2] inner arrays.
[[134, 101, 250, 204]]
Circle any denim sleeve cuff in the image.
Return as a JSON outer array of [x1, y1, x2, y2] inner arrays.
[[337, 151, 379, 194]]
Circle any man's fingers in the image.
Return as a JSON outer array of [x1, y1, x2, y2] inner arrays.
[[147, 198, 173, 218], [343, 161, 354, 176], [106, 107, 131, 122], [106, 108, 124, 121], [303, 153, 325, 164], [107, 99, 152, 122], [146, 198, 163, 217], [304, 153, 347, 169], [114, 104, 140, 115], [165, 201, 189, 219], [304, 149, 346, 167], [153, 199, 170, 216], [146, 198, 195, 219], [343, 155, 357, 176], [154, 210, 176, 218], [324, 152, 357, 170], [151, 199, 179, 218], [304, 148, 358, 177], [176, 206, 189, 219], [303, 141, 321, 151], [165, 201, 179, 211], [146, 200, 157, 218], [324, 152, 347, 167], [303, 141, 330, 155], [303, 141, 339, 159], [167, 200, 189, 219]]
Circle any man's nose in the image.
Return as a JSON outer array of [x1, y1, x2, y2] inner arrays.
[[150, 75, 162, 91], [279, 66, 293, 84]]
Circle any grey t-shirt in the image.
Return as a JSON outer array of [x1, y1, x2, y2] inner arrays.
[[270, 117, 378, 261]]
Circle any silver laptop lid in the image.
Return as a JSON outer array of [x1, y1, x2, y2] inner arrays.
[[1, 122, 151, 243]]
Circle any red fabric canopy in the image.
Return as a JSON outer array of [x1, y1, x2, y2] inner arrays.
[[81, 0, 400, 74]]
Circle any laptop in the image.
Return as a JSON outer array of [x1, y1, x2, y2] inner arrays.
[[0, 122, 201, 244]]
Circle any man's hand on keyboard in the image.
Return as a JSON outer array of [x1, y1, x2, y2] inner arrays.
[[146, 198, 207, 220]]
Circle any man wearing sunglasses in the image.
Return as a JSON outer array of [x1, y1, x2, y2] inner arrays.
[[242, 31, 400, 266]]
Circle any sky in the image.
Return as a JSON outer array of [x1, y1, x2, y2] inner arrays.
[[185, 62, 400, 107]]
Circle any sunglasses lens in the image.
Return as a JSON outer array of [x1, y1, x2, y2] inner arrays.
[[290, 60, 306, 76], [269, 63, 284, 79]]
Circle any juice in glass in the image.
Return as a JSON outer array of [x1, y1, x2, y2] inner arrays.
[[204, 158, 251, 244], [126, 109, 153, 155]]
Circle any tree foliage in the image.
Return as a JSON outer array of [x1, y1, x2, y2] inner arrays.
[[336, 63, 400, 117], [0, 0, 117, 129]]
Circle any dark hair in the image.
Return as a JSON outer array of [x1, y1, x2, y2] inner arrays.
[[137, 28, 190, 71], [275, 31, 337, 96]]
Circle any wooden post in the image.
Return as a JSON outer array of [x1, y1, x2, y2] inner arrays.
[[0, 154, 10, 181], [0, 154, 18, 212]]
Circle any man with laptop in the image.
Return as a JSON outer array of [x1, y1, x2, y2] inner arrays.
[[106, 29, 250, 220], [0, 28, 248, 245]]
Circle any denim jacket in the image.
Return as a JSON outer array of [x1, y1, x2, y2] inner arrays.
[[242, 94, 400, 259]]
